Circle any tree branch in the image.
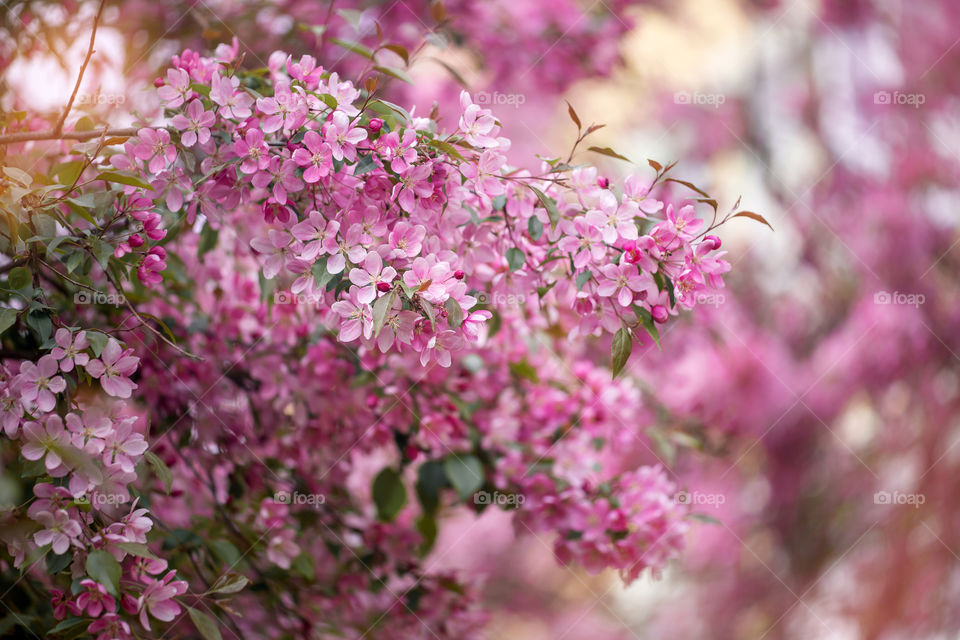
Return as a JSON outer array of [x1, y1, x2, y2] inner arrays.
[[54, 0, 109, 136], [0, 127, 139, 145]]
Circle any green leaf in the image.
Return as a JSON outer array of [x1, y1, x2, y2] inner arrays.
[[665, 178, 709, 198], [85, 549, 121, 596], [382, 44, 411, 65], [588, 146, 631, 162], [416, 460, 448, 515], [506, 247, 525, 272], [611, 327, 633, 379], [0, 308, 17, 336], [8, 267, 30, 290], [374, 65, 414, 85], [208, 540, 242, 567], [206, 572, 249, 595], [529, 186, 560, 229], [444, 297, 463, 328], [53, 160, 85, 185], [372, 289, 396, 338], [416, 514, 437, 556], [732, 210, 774, 231], [330, 38, 375, 60], [114, 542, 160, 561], [426, 138, 466, 162], [575, 270, 592, 291], [186, 606, 223, 640], [85, 331, 109, 357], [420, 298, 436, 330], [292, 553, 315, 581], [632, 305, 661, 349], [527, 216, 543, 240], [443, 455, 484, 500], [372, 467, 407, 522], [47, 617, 88, 635], [566, 101, 582, 129], [46, 551, 72, 574], [508, 359, 539, 383], [689, 513, 722, 525], [312, 257, 334, 290], [198, 224, 219, 257], [95, 171, 153, 191], [145, 451, 173, 494], [353, 154, 378, 175], [2, 166, 32, 187]]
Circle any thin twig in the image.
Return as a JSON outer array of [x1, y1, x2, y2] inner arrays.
[[0, 127, 139, 145], [54, 0, 108, 135]]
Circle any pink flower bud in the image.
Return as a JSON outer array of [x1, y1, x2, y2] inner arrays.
[[153, 77, 165, 88], [597, 176, 610, 189], [703, 235, 722, 251], [454, 270, 465, 280], [128, 234, 145, 248], [368, 118, 383, 132], [651, 305, 669, 324]]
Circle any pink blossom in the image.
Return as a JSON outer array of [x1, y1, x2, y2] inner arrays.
[[66, 411, 112, 455], [252, 156, 303, 203], [137, 571, 187, 631], [85, 338, 140, 399], [103, 420, 148, 473], [250, 229, 294, 279], [32, 508, 82, 554], [18, 355, 66, 412], [210, 72, 253, 119], [155, 68, 191, 107], [87, 614, 132, 640], [132, 128, 176, 175], [291, 212, 339, 262], [387, 221, 426, 259], [292, 130, 332, 183], [234, 128, 271, 174], [558, 217, 607, 269], [597, 261, 658, 307], [170, 99, 214, 147], [51, 328, 90, 372], [331, 289, 373, 342], [74, 579, 116, 617], [324, 110, 367, 162], [459, 91, 499, 147], [348, 252, 398, 304]]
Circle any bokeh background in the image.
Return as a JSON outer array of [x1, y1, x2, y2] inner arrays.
[[3, 1, 959, 637]]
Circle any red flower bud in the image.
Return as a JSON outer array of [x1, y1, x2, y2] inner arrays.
[[376, 281, 392, 292], [153, 77, 165, 88], [454, 270, 465, 280], [597, 176, 610, 189]]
